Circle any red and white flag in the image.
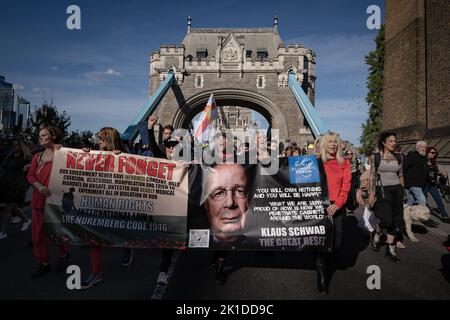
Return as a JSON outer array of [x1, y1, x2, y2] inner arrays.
[[193, 93, 218, 143]]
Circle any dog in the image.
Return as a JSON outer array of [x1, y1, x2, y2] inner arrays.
[[403, 205, 431, 242]]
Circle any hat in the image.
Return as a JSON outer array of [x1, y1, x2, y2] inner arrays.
[[164, 138, 179, 148]]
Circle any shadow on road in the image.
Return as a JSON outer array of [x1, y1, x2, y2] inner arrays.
[[440, 254, 450, 283], [166, 213, 370, 298], [328, 215, 369, 285]]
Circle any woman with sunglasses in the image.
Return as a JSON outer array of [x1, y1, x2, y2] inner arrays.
[[424, 147, 450, 223], [80, 127, 128, 289]]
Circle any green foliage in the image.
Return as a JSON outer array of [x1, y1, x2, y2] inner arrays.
[[359, 25, 384, 154], [65, 130, 94, 148], [29, 104, 71, 143]]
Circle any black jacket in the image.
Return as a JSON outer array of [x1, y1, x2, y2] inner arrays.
[[148, 127, 167, 160], [403, 151, 428, 187]]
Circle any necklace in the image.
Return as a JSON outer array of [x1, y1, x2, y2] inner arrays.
[[382, 151, 395, 161]]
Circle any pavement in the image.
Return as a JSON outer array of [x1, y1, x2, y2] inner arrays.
[[0, 197, 449, 300]]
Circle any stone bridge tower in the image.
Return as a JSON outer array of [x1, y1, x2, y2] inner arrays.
[[149, 17, 317, 147]]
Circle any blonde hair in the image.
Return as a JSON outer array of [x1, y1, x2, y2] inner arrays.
[[319, 132, 344, 164], [97, 127, 126, 152], [314, 135, 322, 156]]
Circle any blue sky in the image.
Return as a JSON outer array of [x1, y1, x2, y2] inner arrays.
[[0, 0, 385, 145]]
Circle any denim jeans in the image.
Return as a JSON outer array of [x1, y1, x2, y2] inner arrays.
[[406, 187, 427, 206], [423, 186, 449, 218]]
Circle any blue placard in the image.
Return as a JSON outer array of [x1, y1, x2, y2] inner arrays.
[[288, 155, 320, 184]]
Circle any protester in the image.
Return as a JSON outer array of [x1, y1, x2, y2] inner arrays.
[[147, 116, 180, 288], [284, 146, 294, 157], [292, 146, 302, 156], [0, 139, 31, 240], [403, 141, 428, 206], [159, 124, 174, 156], [356, 164, 379, 232], [80, 127, 129, 289], [368, 132, 404, 263], [344, 149, 360, 212], [424, 147, 450, 223], [27, 126, 70, 278], [316, 132, 351, 294]]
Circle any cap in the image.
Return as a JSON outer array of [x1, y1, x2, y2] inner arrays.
[[164, 138, 179, 148]]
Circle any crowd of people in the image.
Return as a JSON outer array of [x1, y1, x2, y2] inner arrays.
[[1, 122, 449, 296]]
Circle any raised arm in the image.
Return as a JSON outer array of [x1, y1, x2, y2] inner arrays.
[[147, 116, 166, 159]]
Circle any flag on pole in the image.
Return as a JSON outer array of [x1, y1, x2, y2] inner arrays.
[[193, 93, 218, 143]]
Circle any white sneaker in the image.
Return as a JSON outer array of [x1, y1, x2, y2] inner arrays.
[[21, 219, 32, 231], [0, 232, 7, 240], [156, 272, 168, 286], [396, 241, 406, 249], [10, 216, 21, 224]]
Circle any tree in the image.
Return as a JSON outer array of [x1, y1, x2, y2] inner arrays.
[[65, 130, 94, 148], [360, 25, 384, 154], [29, 103, 71, 143]]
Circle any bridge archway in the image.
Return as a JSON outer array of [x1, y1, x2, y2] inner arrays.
[[172, 89, 289, 138]]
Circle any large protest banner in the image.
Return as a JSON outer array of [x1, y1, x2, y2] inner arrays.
[[187, 156, 334, 251], [45, 148, 189, 248]]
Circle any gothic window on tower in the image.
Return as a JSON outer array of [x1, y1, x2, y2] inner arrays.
[[195, 74, 204, 88], [196, 49, 208, 62], [257, 75, 265, 89], [256, 49, 268, 62]]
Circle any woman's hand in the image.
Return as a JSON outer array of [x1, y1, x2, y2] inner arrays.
[[40, 187, 51, 198], [113, 150, 122, 155], [82, 147, 91, 153], [327, 204, 339, 216]]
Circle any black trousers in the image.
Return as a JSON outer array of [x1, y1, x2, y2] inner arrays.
[[331, 207, 345, 251], [346, 173, 360, 211], [160, 249, 174, 273], [374, 184, 404, 235]]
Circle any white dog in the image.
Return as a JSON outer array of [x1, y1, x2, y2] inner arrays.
[[403, 205, 431, 242]]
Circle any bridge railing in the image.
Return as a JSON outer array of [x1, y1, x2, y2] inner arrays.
[[288, 72, 327, 138], [121, 72, 175, 142]]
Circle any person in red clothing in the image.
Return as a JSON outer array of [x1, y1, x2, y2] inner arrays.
[[80, 127, 128, 289], [27, 126, 70, 278], [315, 132, 351, 294]]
